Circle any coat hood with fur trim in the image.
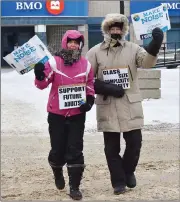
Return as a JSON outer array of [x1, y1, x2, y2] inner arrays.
[[101, 13, 129, 37]]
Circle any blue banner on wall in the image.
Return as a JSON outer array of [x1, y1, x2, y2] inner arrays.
[[130, 1, 180, 17], [1, 0, 88, 17]]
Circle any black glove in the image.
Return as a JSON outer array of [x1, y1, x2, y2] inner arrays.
[[79, 95, 95, 113], [94, 79, 125, 98], [34, 63, 45, 81], [146, 27, 164, 56]]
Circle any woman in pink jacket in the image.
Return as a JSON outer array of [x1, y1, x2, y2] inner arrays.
[[34, 30, 95, 200]]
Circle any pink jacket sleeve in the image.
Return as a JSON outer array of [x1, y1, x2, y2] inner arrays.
[[34, 61, 54, 90], [86, 61, 95, 97]]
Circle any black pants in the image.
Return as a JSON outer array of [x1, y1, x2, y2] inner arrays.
[[47, 112, 85, 168], [103, 129, 142, 188]]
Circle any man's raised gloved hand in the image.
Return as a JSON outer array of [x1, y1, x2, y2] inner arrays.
[[146, 27, 164, 56], [34, 63, 45, 81], [79, 95, 95, 113]]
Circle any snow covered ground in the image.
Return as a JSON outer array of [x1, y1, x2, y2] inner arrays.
[[1, 68, 179, 132], [1, 68, 179, 200]]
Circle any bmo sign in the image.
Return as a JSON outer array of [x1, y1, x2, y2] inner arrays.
[[161, 3, 180, 9], [130, 1, 180, 17], [16, 0, 64, 14], [1, 0, 88, 17], [16, 2, 43, 10]]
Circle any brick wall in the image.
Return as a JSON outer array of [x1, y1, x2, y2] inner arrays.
[[124, 1, 130, 16], [89, 1, 120, 17], [138, 69, 161, 99], [89, 1, 130, 18]]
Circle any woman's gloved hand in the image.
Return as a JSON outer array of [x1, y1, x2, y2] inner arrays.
[[79, 95, 95, 113], [34, 63, 45, 81]]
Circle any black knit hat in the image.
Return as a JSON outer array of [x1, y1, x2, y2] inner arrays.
[[109, 22, 124, 30]]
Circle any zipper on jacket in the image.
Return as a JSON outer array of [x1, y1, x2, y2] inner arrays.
[[50, 93, 56, 109], [128, 65, 133, 81], [107, 39, 112, 56], [65, 111, 70, 117]]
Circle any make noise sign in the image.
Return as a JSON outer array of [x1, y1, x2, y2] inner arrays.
[[131, 4, 171, 40], [102, 67, 130, 89], [3, 35, 52, 75], [58, 84, 86, 110]]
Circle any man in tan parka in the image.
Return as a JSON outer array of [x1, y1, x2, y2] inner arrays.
[[86, 13, 164, 194]]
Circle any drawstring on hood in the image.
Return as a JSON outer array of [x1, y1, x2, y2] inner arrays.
[[106, 37, 123, 56]]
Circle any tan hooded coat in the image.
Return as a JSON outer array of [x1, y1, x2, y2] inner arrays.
[[86, 13, 158, 133]]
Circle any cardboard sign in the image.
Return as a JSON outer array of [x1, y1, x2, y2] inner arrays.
[[131, 4, 171, 40], [102, 67, 130, 89], [3, 35, 52, 75], [58, 84, 86, 110]]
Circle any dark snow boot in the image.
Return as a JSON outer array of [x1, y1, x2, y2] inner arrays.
[[67, 165, 85, 200], [114, 185, 126, 195], [126, 173, 136, 188], [52, 167, 65, 190]]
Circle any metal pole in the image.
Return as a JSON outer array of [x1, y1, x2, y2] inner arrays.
[[174, 42, 176, 61], [120, 1, 124, 14], [164, 43, 165, 66]]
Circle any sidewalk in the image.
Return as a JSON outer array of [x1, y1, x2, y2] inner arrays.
[[1, 130, 179, 201]]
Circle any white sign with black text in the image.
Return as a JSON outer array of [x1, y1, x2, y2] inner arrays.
[[131, 4, 171, 40], [102, 67, 130, 89], [3, 35, 52, 75], [58, 84, 86, 110]]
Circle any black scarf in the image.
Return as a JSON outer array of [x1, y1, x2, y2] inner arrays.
[[55, 49, 82, 66]]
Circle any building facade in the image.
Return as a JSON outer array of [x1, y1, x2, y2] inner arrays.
[[1, 0, 130, 66], [1, 1, 179, 67], [1, 0, 88, 66]]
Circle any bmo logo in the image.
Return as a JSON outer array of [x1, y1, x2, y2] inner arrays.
[[161, 3, 180, 10], [16, 2, 43, 10], [15, 0, 65, 15], [46, 0, 64, 15]]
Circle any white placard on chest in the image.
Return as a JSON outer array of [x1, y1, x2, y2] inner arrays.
[[58, 84, 86, 110], [102, 68, 130, 89]]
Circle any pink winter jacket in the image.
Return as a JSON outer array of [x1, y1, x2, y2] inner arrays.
[[35, 30, 95, 117]]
